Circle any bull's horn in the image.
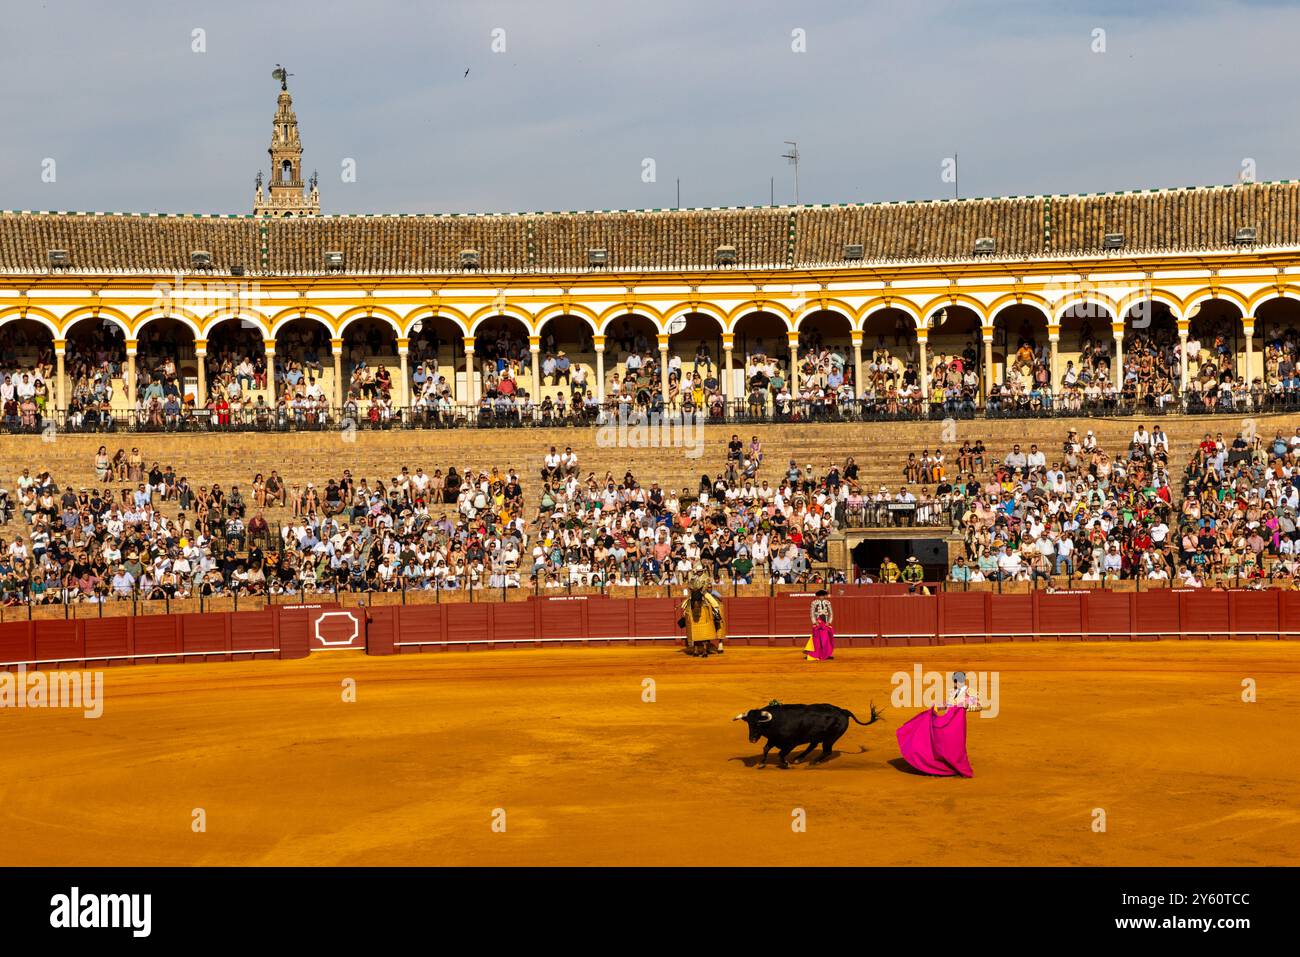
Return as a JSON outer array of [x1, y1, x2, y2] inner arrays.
[[732, 713, 746, 721], [758, 710, 773, 722]]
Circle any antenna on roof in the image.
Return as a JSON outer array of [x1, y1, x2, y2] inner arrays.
[[782, 141, 800, 205], [676, 178, 680, 210], [954, 151, 959, 199]]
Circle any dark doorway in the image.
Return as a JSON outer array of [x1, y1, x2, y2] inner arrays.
[[851, 538, 948, 582]]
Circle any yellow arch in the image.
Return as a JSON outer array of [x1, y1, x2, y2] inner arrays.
[[337, 305, 404, 337], [662, 301, 729, 334], [201, 307, 272, 338], [987, 293, 1052, 326], [727, 300, 794, 333], [1052, 294, 1118, 324], [130, 307, 203, 339], [0, 305, 60, 337], [61, 306, 132, 338], [535, 304, 600, 336], [1181, 286, 1248, 318], [1247, 285, 1300, 314], [595, 302, 664, 333], [918, 294, 990, 328], [467, 303, 535, 336], [793, 298, 856, 330], [268, 306, 341, 337], [858, 298, 922, 331], [399, 305, 470, 337], [1115, 289, 1182, 321]]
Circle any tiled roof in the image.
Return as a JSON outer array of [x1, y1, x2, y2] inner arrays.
[[1, 181, 1294, 276]]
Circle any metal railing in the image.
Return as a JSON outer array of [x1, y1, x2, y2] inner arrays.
[[7, 388, 1300, 435]]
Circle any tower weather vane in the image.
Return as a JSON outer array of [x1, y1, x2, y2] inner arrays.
[[272, 64, 292, 90]]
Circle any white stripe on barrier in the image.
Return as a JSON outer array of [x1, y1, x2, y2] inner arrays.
[[0, 648, 280, 667], [397, 635, 678, 647], [395, 630, 1300, 647]]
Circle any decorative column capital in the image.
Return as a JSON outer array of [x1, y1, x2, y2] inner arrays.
[[592, 335, 605, 350]]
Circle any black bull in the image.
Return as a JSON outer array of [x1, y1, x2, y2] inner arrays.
[[733, 702, 883, 768]]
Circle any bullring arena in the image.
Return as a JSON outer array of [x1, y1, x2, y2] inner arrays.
[[3, 638, 1298, 867], [2, 419, 1300, 868], [5, 74, 1300, 870]]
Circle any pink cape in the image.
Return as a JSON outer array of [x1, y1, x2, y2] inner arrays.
[[895, 706, 974, 777], [806, 621, 835, 660]]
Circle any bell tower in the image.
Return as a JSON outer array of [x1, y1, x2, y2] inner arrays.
[[254, 65, 320, 217]]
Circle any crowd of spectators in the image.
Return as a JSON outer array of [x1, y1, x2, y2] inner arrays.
[[945, 423, 1300, 587], [4, 414, 1300, 608], [0, 432, 855, 606]]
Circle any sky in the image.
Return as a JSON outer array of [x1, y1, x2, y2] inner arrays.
[[0, 0, 1295, 215]]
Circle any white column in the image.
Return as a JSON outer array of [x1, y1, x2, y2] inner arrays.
[[1048, 325, 1060, 396], [722, 334, 734, 398], [916, 330, 930, 399], [851, 333, 863, 394], [397, 338, 409, 409], [1111, 322, 1125, 394], [125, 340, 138, 402], [594, 337, 606, 402], [331, 337, 344, 408], [529, 336, 541, 395], [54, 340, 66, 410], [1177, 320, 1189, 391], [194, 339, 206, 405], [787, 331, 800, 396], [264, 340, 277, 404], [981, 330, 994, 396], [463, 337, 477, 406], [1243, 317, 1255, 385], [657, 334, 670, 400]]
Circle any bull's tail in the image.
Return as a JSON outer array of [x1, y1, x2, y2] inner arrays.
[[845, 701, 884, 726]]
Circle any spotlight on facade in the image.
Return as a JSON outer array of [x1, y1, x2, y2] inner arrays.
[[1234, 226, 1257, 244], [843, 243, 864, 261], [191, 250, 214, 270], [324, 250, 346, 271], [715, 245, 738, 265], [1102, 233, 1125, 250], [230, 265, 246, 277], [48, 249, 70, 268], [459, 249, 481, 269], [972, 237, 996, 256], [587, 248, 609, 266]]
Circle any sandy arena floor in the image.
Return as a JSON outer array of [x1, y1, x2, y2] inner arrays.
[[2, 642, 1297, 866]]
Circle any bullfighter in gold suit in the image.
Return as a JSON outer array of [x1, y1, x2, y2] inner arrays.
[[678, 565, 726, 657]]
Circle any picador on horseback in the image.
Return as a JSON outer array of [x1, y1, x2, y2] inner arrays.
[[678, 564, 725, 657]]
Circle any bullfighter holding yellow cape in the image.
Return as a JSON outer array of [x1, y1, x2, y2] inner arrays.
[[679, 565, 725, 657]]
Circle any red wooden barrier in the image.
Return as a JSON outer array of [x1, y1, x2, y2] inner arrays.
[[1, 605, 309, 670], [6, 586, 1300, 671]]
